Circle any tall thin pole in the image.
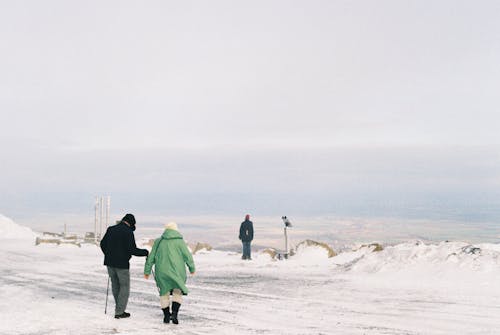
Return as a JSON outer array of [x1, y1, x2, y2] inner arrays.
[[99, 196, 104, 239], [105, 276, 110, 314], [106, 196, 110, 231], [94, 197, 99, 242], [284, 227, 288, 259]]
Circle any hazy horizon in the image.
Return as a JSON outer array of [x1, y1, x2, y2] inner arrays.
[[1, 1, 499, 230]]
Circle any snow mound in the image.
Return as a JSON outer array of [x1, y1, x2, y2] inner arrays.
[[190, 242, 213, 254], [260, 248, 278, 259], [256, 241, 334, 262], [0, 214, 36, 240], [292, 244, 332, 261], [292, 239, 336, 258], [344, 241, 500, 273]]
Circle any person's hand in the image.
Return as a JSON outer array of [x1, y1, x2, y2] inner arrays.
[[190, 272, 195, 276], [144, 274, 150, 280]]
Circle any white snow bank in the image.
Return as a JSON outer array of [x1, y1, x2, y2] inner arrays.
[[293, 244, 331, 260], [0, 214, 36, 240], [194, 240, 500, 275], [344, 241, 500, 273]]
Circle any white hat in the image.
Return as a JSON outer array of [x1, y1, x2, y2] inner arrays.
[[164, 222, 178, 231]]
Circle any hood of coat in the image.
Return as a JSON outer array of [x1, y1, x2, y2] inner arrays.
[[161, 229, 183, 240]]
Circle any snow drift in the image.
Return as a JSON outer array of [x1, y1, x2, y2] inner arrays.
[[253, 239, 500, 276], [191, 238, 500, 277], [0, 214, 36, 240], [331, 240, 500, 274]]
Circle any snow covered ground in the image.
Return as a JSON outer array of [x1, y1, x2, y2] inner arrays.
[[1, 215, 500, 334]]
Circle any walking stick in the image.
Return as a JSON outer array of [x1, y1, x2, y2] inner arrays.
[[105, 276, 110, 314]]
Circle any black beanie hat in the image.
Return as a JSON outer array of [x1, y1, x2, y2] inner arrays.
[[121, 213, 136, 226]]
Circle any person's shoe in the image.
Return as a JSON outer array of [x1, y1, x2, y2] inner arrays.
[[162, 307, 170, 324], [171, 302, 181, 324], [114, 312, 131, 319]]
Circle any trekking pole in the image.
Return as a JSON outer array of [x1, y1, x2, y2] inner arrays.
[[104, 276, 110, 314]]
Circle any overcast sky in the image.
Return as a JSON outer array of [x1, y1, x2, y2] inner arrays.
[[1, 1, 499, 222]]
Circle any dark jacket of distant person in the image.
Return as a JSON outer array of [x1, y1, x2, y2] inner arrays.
[[239, 219, 254, 242], [100, 219, 149, 269]]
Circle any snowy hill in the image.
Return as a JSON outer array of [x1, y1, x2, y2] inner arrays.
[[0, 214, 36, 239]]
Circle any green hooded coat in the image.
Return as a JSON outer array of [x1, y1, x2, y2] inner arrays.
[[144, 229, 195, 295]]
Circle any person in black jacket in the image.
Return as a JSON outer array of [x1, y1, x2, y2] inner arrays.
[[239, 214, 254, 260], [100, 213, 149, 319]]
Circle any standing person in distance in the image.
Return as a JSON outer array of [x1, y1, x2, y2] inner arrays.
[[144, 222, 196, 325], [239, 214, 254, 260], [100, 213, 149, 319]]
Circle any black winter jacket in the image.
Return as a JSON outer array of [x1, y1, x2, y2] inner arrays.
[[100, 222, 148, 269], [239, 220, 254, 242]]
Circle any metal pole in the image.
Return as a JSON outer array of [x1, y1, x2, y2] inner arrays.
[[284, 227, 288, 259], [105, 276, 110, 314], [100, 196, 104, 239], [94, 197, 98, 242], [106, 196, 110, 230]]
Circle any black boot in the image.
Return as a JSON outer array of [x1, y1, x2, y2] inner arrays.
[[114, 312, 130, 319], [162, 307, 170, 324], [171, 302, 181, 324]]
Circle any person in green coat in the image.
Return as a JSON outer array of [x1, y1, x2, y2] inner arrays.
[[144, 222, 196, 324]]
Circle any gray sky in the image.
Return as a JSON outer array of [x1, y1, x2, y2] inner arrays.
[[1, 1, 500, 221]]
